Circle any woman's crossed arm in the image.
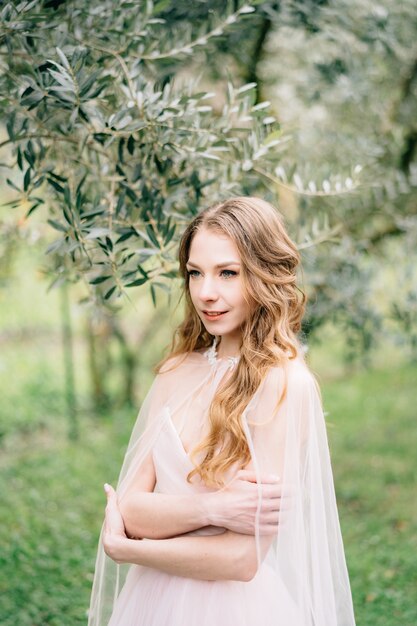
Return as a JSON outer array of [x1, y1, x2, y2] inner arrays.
[[104, 484, 275, 582], [119, 452, 282, 540]]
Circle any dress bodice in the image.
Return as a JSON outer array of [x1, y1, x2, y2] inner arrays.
[[152, 408, 227, 537]]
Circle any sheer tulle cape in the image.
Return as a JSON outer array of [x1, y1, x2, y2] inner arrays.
[[88, 347, 356, 626]]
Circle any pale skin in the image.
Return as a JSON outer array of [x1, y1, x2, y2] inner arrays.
[[103, 473, 281, 582], [102, 227, 282, 582]]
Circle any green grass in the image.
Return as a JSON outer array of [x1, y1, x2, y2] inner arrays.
[[0, 412, 130, 625], [1, 359, 416, 625], [1, 244, 416, 625], [322, 363, 417, 626]]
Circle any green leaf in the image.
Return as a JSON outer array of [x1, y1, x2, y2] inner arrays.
[[146, 224, 160, 248], [48, 69, 74, 90], [47, 178, 65, 194], [104, 285, 117, 299], [89, 276, 111, 284], [80, 208, 105, 220], [62, 205, 72, 225], [6, 114, 15, 140], [163, 223, 176, 245], [25, 201, 43, 218], [23, 168, 31, 192], [6, 178, 20, 192], [127, 135, 135, 155], [23, 145, 35, 168], [56, 47, 71, 70], [17, 148, 23, 171], [47, 219, 68, 233], [237, 82, 257, 94], [118, 137, 125, 163], [115, 190, 126, 215], [48, 171, 67, 182], [125, 276, 148, 287], [150, 283, 157, 306], [64, 186, 71, 207], [153, 0, 171, 14], [137, 265, 149, 278], [84, 228, 112, 239], [125, 120, 147, 132], [45, 238, 65, 255], [115, 229, 136, 244], [21, 89, 44, 109]]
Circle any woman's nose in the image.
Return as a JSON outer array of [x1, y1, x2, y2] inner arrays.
[[199, 277, 218, 301]]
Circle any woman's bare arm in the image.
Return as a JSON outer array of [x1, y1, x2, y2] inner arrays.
[[118, 452, 208, 539], [105, 484, 274, 582], [106, 524, 263, 582], [120, 491, 210, 539], [110, 531, 259, 582], [119, 454, 282, 540]]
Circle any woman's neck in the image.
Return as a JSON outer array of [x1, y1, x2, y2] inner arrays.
[[216, 335, 241, 359]]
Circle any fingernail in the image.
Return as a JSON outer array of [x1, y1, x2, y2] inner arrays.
[[104, 483, 110, 493]]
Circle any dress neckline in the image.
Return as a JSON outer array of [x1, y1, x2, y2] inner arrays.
[[165, 410, 193, 463], [203, 337, 240, 370]]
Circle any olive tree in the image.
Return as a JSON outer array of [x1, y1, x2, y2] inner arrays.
[[6, 0, 410, 370]]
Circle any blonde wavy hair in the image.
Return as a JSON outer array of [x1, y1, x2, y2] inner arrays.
[[156, 196, 306, 487]]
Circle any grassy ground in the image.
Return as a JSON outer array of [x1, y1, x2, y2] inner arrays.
[[319, 362, 417, 626], [0, 244, 416, 625]]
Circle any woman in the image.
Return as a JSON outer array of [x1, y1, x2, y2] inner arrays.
[[88, 197, 356, 625]]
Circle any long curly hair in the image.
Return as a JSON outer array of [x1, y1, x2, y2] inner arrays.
[[156, 196, 306, 487]]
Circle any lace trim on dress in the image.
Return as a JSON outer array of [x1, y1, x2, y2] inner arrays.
[[203, 338, 240, 370]]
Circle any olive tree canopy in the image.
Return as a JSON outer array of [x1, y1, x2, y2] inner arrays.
[[1, 0, 415, 359]]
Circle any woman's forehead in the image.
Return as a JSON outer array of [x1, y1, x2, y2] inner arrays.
[[188, 228, 241, 265]]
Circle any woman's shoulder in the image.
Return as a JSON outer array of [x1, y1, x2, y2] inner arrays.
[[267, 349, 311, 376], [286, 352, 316, 383], [262, 351, 318, 396], [157, 349, 208, 375]]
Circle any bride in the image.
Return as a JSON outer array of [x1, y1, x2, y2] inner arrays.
[[88, 196, 356, 625]]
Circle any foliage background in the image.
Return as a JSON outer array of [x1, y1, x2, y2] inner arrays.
[[0, 1, 416, 624]]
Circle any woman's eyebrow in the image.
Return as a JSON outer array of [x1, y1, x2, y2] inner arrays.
[[186, 261, 241, 269]]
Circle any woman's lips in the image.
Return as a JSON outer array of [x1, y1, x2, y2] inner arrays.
[[202, 310, 228, 321]]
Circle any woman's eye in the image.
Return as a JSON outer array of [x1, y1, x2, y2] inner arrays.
[[187, 270, 237, 278]]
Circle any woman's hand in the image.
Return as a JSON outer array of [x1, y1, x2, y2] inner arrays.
[[205, 470, 285, 535], [102, 483, 130, 564]]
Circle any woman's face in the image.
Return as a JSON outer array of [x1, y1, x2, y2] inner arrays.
[[186, 227, 250, 344]]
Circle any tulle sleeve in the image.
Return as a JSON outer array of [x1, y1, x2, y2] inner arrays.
[[242, 356, 356, 626], [87, 361, 178, 626]]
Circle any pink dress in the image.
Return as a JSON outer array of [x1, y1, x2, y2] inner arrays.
[[107, 409, 300, 626], [89, 345, 356, 626]]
